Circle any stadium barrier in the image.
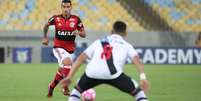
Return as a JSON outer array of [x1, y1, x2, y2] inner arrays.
[[0, 31, 200, 64], [39, 46, 201, 65], [12, 47, 32, 63], [0, 47, 5, 63], [136, 47, 201, 64], [1, 46, 201, 65]]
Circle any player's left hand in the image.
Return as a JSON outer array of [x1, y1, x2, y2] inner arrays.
[[72, 30, 78, 35], [72, 30, 86, 38], [60, 77, 72, 96], [60, 77, 72, 90], [140, 79, 150, 92], [62, 86, 70, 96], [78, 30, 86, 38]]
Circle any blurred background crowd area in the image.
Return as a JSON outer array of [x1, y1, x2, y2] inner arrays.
[[0, 0, 200, 32], [0, 0, 201, 64]]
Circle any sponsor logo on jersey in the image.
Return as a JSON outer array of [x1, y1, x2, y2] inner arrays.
[[57, 31, 74, 36]]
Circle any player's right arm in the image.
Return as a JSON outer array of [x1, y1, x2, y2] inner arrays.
[[132, 56, 150, 92], [42, 16, 55, 45], [128, 45, 150, 92], [42, 23, 49, 45]]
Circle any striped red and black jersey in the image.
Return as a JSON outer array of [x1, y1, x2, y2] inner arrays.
[[48, 14, 84, 53]]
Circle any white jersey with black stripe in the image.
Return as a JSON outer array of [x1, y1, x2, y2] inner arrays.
[[84, 34, 138, 79]]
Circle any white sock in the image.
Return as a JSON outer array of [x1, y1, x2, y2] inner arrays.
[[68, 89, 81, 101], [135, 91, 148, 101]]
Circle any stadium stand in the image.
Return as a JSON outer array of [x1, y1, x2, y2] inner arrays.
[[1, 0, 200, 32], [0, 0, 145, 31], [144, 0, 201, 32]]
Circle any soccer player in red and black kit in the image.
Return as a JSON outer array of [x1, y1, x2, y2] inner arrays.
[[42, 0, 86, 98]]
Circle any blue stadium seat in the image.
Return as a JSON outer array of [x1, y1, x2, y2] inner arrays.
[[0, 0, 145, 31], [144, 0, 201, 32], [170, 10, 186, 21]]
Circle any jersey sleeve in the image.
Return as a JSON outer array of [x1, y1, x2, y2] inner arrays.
[[77, 17, 84, 31], [47, 16, 55, 25], [127, 44, 139, 60], [84, 40, 99, 59]]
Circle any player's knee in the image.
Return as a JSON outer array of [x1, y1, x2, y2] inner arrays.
[[69, 95, 80, 101], [69, 88, 81, 101], [62, 58, 72, 66], [132, 88, 148, 101], [75, 85, 84, 93], [132, 79, 139, 88], [129, 79, 140, 96], [131, 87, 142, 96]]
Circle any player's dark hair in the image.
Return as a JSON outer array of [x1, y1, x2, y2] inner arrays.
[[62, 0, 71, 4], [113, 21, 127, 35]]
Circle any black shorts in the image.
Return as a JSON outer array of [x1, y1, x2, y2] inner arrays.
[[75, 73, 137, 95]]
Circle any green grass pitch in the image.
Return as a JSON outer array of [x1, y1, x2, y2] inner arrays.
[[0, 64, 201, 101]]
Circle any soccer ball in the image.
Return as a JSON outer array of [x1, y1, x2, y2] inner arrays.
[[81, 88, 96, 101]]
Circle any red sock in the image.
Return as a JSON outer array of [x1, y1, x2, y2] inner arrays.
[[49, 68, 63, 89], [61, 66, 71, 96], [62, 65, 71, 77], [49, 66, 71, 89]]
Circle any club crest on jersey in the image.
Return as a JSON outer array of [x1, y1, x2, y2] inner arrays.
[[56, 17, 60, 21], [69, 22, 75, 28]]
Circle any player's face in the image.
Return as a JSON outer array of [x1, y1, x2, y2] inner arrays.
[[61, 3, 72, 16]]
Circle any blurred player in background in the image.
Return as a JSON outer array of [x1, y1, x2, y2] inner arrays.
[[195, 32, 201, 48], [61, 21, 150, 101], [42, 0, 86, 98]]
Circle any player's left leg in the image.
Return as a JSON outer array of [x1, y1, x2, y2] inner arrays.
[[47, 68, 63, 98], [47, 48, 72, 97], [61, 57, 72, 96], [107, 73, 148, 101]]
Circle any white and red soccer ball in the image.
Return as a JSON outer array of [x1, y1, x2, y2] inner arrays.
[[81, 88, 96, 101]]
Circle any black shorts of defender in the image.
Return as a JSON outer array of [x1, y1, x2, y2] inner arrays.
[[74, 73, 141, 96]]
